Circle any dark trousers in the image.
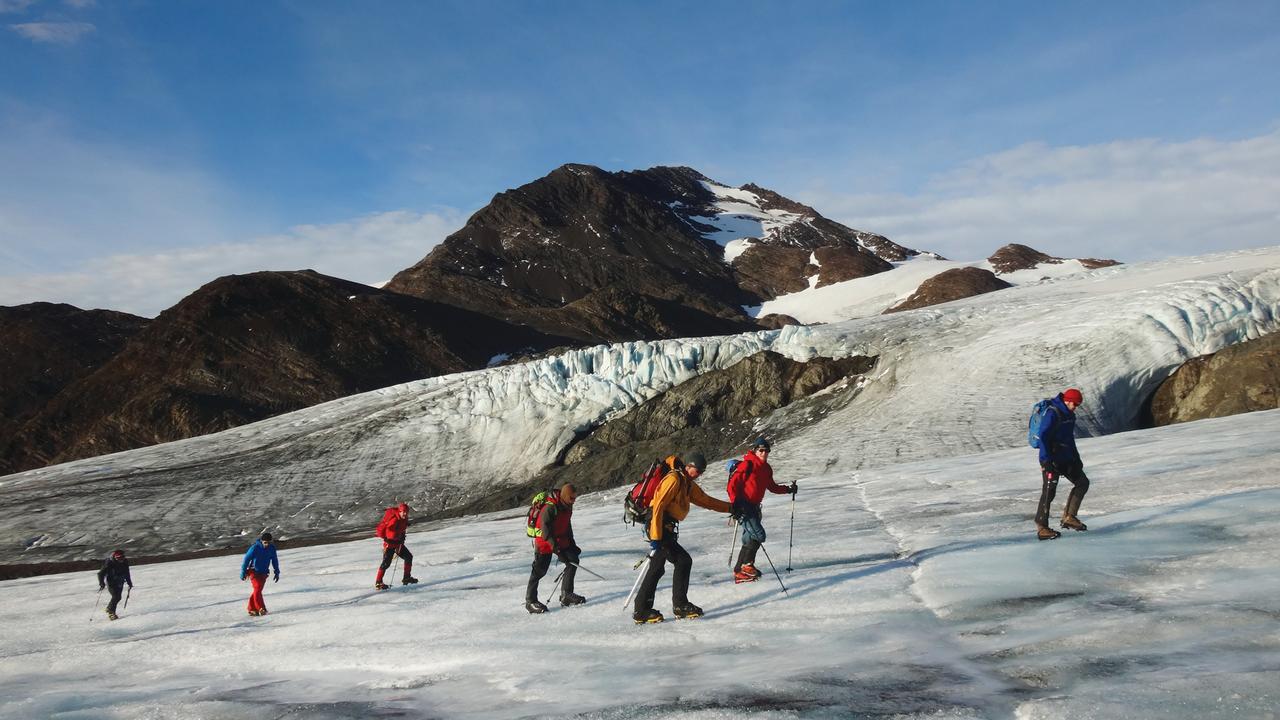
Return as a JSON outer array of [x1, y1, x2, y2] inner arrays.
[[635, 535, 692, 613], [733, 500, 765, 572], [1035, 461, 1090, 526], [527, 548, 578, 602], [378, 544, 413, 580], [105, 582, 124, 613]]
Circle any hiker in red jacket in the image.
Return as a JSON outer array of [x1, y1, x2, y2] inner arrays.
[[728, 437, 796, 582], [374, 502, 418, 590], [525, 483, 582, 614]]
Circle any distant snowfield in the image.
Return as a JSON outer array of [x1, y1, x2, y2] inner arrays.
[[2, 410, 1277, 718], [751, 255, 1107, 323], [2, 247, 1279, 564]]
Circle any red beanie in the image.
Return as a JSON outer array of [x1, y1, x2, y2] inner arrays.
[[1062, 388, 1083, 405]]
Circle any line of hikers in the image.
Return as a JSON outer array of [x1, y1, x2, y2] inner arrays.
[[92, 386, 1092, 623]]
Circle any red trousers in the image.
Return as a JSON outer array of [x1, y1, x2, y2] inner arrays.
[[247, 571, 268, 614]]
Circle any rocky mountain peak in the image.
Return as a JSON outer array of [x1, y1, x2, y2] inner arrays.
[[386, 163, 917, 342]]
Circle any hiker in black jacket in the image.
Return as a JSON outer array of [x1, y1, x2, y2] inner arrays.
[[97, 550, 133, 620]]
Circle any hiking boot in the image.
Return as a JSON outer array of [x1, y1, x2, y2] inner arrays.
[[374, 581, 390, 591], [1061, 515, 1088, 532], [401, 576, 419, 585], [1037, 525, 1062, 541], [740, 564, 762, 578], [525, 600, 548, 614], [632, 609, 664, 624], [106, 610, 118, 620], [673, 602, 703, 619], [559, 592, 586, 606], [734, 568, 760, 583]]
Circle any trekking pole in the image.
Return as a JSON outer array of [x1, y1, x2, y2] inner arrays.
[[123, 586, 132, 611], [786, 493, 796, 573], [562, 559, 607, 581], [544, 570, 565, 605], [391, 545, 401, 581], [758, 543, 789, 596], [727, 519, 739, 568], [622, 556, 651, 610], [90, 587, 103, 622]]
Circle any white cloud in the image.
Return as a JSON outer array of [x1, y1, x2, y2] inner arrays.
[[0, 209, 463, 316], [8, 21, 94, 44], [804, 129, 1280, 262], [0, 0, 37, 13], [63, 0, 96, 7]]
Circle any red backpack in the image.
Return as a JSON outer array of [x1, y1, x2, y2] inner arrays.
[[375, 507, 399, 540], [622, 458, 673, 527]]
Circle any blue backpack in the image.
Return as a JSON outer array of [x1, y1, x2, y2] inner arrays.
[[1027, 398, 1061, 448]]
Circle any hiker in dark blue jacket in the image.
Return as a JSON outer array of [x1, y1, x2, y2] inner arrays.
[[97, 549, 133, 620], [1034, 388, 1090, 540], [240, 533, 280, 616]]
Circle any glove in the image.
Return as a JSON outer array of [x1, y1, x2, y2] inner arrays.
[[649, 540, 662, 552], [99, 583, 105, 591], [240, 574, 247, 582], [127, 583, 133, 589], [1040, 460, 1057, 475], [273, 573, 280, 583], [789, 482, 798, 495]]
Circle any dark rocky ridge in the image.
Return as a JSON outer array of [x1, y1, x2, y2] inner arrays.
[[988, 243, 1120, 274], [464, 350, 876, 512], [1, 271, 568, 474], [387, 164, 915, 342], [0, 303, 148, 474], [885, 267, 1013, 314], [1147, 331, 1280, 426]]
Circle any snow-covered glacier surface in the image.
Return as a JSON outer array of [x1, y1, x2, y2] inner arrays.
[[2, 247, 1279, 563], [1, 409, 1277, 718]]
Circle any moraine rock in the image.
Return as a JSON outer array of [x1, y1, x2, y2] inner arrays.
[[1147, 332, 1280, 426], [884, 267, 1013, 314], [987, 243, 1120, 274]]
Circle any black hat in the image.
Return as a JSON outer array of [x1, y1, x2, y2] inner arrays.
[[684, 451, 707, 472], [752, 437, 771, 451], [260, 532, 273, 542]]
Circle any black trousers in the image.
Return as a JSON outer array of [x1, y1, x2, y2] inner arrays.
[[1035, 461, 1090, 526], [379, 544, 412, 570], [526, 547, 578, 602], [105, 582, 124, 613], [634, 535, 692, 613]]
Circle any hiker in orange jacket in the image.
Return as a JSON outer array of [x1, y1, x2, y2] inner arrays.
[[374, 502, 418, 590], [632, 452, 731, 624]]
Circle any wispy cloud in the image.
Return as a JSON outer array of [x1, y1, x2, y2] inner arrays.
[[0, 210, 463, 316], [804, 129, 1280, 262], [0, 0, 37, 13], [64, 0, 96, 8], [9, 20, 94, 44]]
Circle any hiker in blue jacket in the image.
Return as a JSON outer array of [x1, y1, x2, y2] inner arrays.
[[1034, 388, 1090, 540], [240, 532, 280, 616]]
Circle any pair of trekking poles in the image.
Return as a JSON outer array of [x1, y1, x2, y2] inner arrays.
[[89, 585, 131, 622], [623, 491, 798, 609], [726, 492, 796, 595]]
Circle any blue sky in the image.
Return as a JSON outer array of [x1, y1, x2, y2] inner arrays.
[[3, 0, 1279, 314]]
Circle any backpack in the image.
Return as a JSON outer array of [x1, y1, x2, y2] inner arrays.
[[1027, 398, 1061, 448], [622, 459, 672, 527], [526, 490, 559, 538], [375, 507, 397, 540], [725, 456, 752, 497]]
